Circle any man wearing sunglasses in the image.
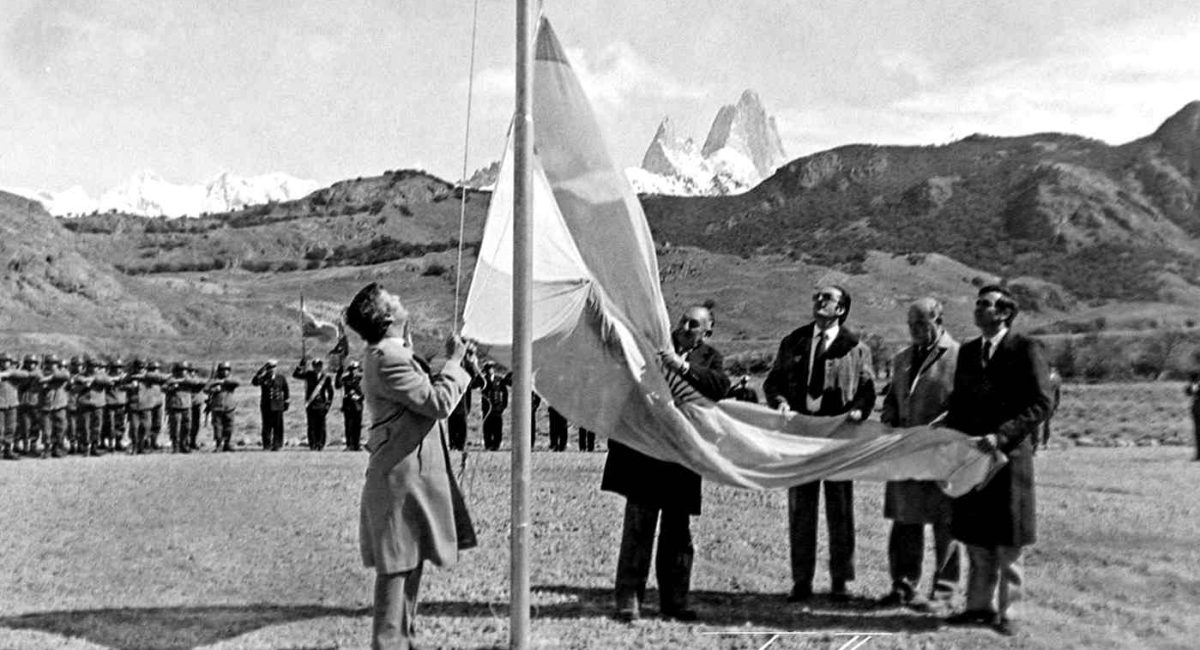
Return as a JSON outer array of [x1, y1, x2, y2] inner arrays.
[[764, 284, 876, 604], [940, 285, 1053, 637], [602, 303, 730, 623]]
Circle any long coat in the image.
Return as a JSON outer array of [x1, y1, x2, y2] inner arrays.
[[359, 338, 477, 574], [881, 331, 959, 524], [600, 341, 730, 515], [943, 331, 1052, 547]]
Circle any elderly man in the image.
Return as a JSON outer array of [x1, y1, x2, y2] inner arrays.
[[344, 282, 476, 650], [878, 298, 961, 611], [764, 284, 875, 603], [942, 285, 1053, 637], [601, 303, 730, 622]]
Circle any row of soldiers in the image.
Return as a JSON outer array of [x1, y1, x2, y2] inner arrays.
[[0, 353, 239, 460]]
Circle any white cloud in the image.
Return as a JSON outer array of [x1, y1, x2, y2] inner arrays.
[[878, 50, 937, 86]]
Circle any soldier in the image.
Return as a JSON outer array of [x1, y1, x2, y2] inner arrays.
[[143, 360, 168, 450], [103, 358, 129, 452], [293, 357, 334, 450], [38, 354, 72, 458], [66, 356, 83, 453], [205, 361, 239, 452], [335, 359, 364, 451], [0, 353, 20, 460], [187, 362, 206, 450], [16, 354, 42, 456], [75, 358, 106, 456], [480, 363, 509, 451], [164, 362, 196, 453], [251, 360, 289, 451]]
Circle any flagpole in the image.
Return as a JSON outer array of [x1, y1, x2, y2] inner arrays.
[[510, 0, 534, 648], [300, 295, 307, 362]]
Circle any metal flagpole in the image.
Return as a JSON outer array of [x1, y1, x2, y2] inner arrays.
[[510, 0, 534, 647]]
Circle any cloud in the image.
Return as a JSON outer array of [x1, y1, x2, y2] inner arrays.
[[878, 50, 937, 87]]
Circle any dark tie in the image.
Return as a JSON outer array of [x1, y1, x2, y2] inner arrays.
[[981, 340, 992, 368], [911, 345, 930, 377], [808, 332, 828, 399]]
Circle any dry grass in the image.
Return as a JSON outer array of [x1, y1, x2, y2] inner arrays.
[[1, 386, 1198, 649]]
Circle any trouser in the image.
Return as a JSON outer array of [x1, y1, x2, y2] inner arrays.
[[66, 408, 78, 451], [104, 405, 127, 449], [40, 409, 68, 454], [578, 427, 595, 452], [77, 407, 102, 450], [373, 564, 424, 650], [1192, 410, 1200, 459], [149, 406, 163, 448], [344, 404, 363, 450], [306, 407, 327, 450], [261, 409, 284, 450], [548, 408, 568, 451], [168, 408, 192, 452], [788, 480, 855, 591], [0, 407, 15, 450], [19, 404, 40, 452], [887, 520, 961, 600], [965, 544, 1024, 618], [190, 404, 202, 448], [129, 410, 151, 453], [447, 408, 467, 450], [211, 411, 235, 450], [614, 500, 694, 613], [482, 412, 504, 450]]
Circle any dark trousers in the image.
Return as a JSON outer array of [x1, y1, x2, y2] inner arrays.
[[788, 480, 855, 592], [614, 500, 694, 613], [261, 408, 284, 450], [373, 564, 424, 650], [578, 427, 596, 452], [168, 408, 191, 452], [0, 407, 15, 449], [78, 407, 102, 448], [447, 408, 468, 450], [65, 408, 78, 450], [483, 412, 504, 450], [344, 404, 363, 450], [190, 404, 202, 447], [103, 405, 127, 449], [888, 520, 961, 600], [548, 408, 568, 451], [41, 409, 68, 453], [306, 407, 327, 450], [149, 406, 164, 448], [18, 405, 40, 451], [211, 411, 234, 450], [1194, 410, 1200, 460], [129, 410, 151, 453]]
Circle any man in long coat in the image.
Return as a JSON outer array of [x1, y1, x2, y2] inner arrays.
[[879, 298, 960, 611], [942, 285, 1052, 637], [601, 304, 730, 622], [345, 282, 476, 650]]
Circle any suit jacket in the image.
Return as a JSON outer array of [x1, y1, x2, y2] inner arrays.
[[943, 331, 1053, 547], [763, 323, 876, 417], [359, 337, 476, 574], [251, 371, 289, 412], [600, 341, 730, 515], [881, 330, 959, 524]]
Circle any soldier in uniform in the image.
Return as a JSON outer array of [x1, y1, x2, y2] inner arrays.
[[102, 359, 129, 452], [480, 363, 509, 451], [65, 356, 83, 453], [76, 358, 107, 456], [204, 361, 239, 452], [293, 357, 334, 450], [144, 360, 168, 450], [38, 354, 72, 458], [335, 359, 365, 451], [251, 360, 289, 451], [16, 354, 42, 456], [187, 362, 206, 451], [164, 362, 196, 453], [0, 353, 20, 459], [124, 359, 149, 454]]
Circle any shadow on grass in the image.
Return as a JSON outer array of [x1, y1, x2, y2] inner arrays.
[[0, 603, 367, 650]]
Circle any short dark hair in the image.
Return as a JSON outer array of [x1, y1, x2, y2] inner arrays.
[[345, 282, 392, 344], [978, 284, 1018, 326], [831, 284, 851, 324]]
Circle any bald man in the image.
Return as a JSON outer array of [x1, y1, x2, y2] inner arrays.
[[601, 304, 730, 622], [879, 298, 961, 612]]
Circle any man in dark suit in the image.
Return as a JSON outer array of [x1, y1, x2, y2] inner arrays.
[[293, 357, 335, 450], [601, 304, 730, 622], [763, 285, 876, 603], [251, 360, 289, 451], [479, 364, 508, 451], [941, 285, 1053, 637]]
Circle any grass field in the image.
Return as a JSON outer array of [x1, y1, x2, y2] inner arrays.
[[2, 385, 1199, 649]]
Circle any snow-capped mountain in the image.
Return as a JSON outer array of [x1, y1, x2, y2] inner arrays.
[[628, 89, 788, 196], [8, 171, 321, 218]]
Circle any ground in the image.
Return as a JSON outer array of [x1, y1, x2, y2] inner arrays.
[[1, 384, 1198, 649]]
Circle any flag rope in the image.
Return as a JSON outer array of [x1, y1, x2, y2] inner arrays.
[[452, 0, 482, 334]]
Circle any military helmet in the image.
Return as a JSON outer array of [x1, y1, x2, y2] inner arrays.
[[129, 358, 145, 370], [217, 361, 232, 371], [44, 353, 62, 367], [0, 351, 13, 364], [147, 359, 160, 370], [181, 360, 194, 371], [22, 354, 39, 366], [68, 355, 83, 368], [172, 361, 186, 373], [108, 357, 125, 370]]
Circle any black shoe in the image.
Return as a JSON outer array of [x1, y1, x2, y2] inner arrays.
[[786, 586, 813, 603], [992, 616, 1018, 636], [944, 609, 995, 626], [614, 608, 639, 623], [3, 449, 18, 460], [661, 607, 697, 622], [876, 590, 906, 607], [828, 580, 852, 602]]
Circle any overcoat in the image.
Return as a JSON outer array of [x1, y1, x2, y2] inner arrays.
[[600, 341, 729, 515], [943, 331, 1052, 547], [762, 324, 876, 417], [881, 331, 959, 524], [359, 337, 477, 574]]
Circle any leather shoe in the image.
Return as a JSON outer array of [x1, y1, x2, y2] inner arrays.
[[661, 607, 697, 622], [828, 580, 852, 602], [993, 616, 1018, 636], [875, 590, 906, 607], [786, 586, 813, 603], [614, 609, 639, 623], [944, 609, 994, 626]]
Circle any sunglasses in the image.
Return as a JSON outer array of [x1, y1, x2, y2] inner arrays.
[[678, 318, 705, 329], [975, 298, 1000, 308], [812, 292, 841, 304]]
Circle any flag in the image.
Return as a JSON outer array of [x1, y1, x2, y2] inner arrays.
[[460, 18, 1001, 495], [301, 308, 340, 343]]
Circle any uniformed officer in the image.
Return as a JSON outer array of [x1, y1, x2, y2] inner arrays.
[[38, 354, 72, 458], [103, 358, 129, 452], [0, 352, 20, 460], [335, 359, 364, 451], [76, 357, 106, 456], [204, 361, 239, 452], [293, 357, 334, 450], [251, 360, 289, 451]]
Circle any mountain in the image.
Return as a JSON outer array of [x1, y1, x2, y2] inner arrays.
[[630, 90, 787, 196], [10, 170, 320, 218]]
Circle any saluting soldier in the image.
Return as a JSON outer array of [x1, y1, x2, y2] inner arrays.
[[143, 360, 168, 450], [204, 361, 239, 452], [0, 353, 20, 459], [16, 354, 42, 456], [38, 354, 72, 458], [186, 362, 206, 450], [251, 360, 289, 451], [65, 356, 84, 453], [76, 358, 106, 456], [293, 357, 334, 451], [335, 359, 364, 451], [164, 362, 196, 453], [103, 359, 128, 452], [124, 359, 151, 454]]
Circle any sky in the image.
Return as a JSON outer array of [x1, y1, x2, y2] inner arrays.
[[2, 0, 1199, 195]]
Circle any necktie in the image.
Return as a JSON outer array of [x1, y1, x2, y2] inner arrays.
[[982, 340, 992, 368], [808, 332, 828, 398], [911, 345, 929, 377]]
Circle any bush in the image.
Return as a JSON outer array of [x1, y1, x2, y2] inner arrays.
[[421, 262, 448, 277]]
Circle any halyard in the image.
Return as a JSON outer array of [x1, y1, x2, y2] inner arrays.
[[1, 441, 1197, 649]]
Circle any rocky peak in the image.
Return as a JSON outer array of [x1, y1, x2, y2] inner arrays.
[[700, 89, 787, 178]]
